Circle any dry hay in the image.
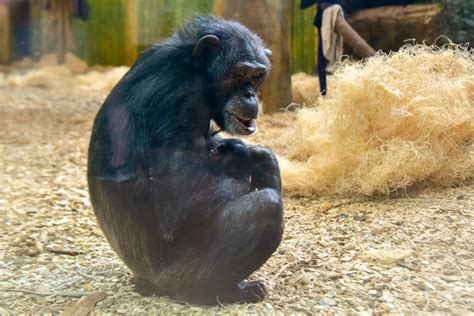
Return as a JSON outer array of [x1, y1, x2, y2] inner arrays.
[[280, 44, 474, 196], [3, 65, 77, 89], [4, 59, 320, 104], [291, 72, 320, 106], [0, 54, 129, 92], [76, 67, 130, 92]]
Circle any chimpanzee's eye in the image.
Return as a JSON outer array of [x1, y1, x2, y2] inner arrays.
[[251, 73, 265, 85], [232, 72, 245, 83]]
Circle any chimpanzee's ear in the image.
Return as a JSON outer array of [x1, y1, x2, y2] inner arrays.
[[193, 35, 221, 68]]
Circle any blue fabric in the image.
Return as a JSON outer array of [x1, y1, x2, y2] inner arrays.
[[301, 0, 340, 96], [300, 0, 319, 10], [73, 0, 89, 20]]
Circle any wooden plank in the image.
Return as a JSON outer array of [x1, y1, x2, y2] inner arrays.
[[221, 0, 293, 113], [72, 16, 87, 61], [137, 0, 168, 52], [213, 0, 223, 16], [136, 0, 213, 53], [76, 0, 127, 65], [0, 4, 10, 64], [125, 0, 138, 65], [61, 291, 106, 316], [291, 0, 317, 74], [29, 0, 58, 61]]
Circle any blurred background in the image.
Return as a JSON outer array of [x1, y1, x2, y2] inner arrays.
[[0, 0, 472, 71]]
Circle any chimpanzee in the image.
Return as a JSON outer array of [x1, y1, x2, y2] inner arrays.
[[207, 137, 253, 178], [87, 15, 284, 305]]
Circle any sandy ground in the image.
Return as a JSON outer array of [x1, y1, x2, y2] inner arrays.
[[0, 86, 473, 314]]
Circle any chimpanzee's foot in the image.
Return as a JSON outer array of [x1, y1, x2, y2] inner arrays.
[[175, 280, 267, 305], [234, 280, 267, 303], [134, 276, 168, 297]]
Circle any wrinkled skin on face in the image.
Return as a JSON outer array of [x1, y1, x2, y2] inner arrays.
[[202, 38, 272, 136], [221, 62, 267, 135]]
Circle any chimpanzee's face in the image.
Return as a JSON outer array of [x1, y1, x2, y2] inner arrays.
[[193, 34, 271, 135], [218, 61, 268, 135]]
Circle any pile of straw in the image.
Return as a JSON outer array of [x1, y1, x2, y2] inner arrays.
[[0, 54, 129, 92], [291, 72, 320, 106], [280, 44, 473, 196]]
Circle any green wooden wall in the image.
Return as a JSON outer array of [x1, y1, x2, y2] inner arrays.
[[74, 0, 214, 65], [291, 0, 317, 74], [12, 0, 318, 74], [136, 0, 213, 53], [0, 5, 10, 64], [74, 0, 128, 65], [28, 0, 64, 60]]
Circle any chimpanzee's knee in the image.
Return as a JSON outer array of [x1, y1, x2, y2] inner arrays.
[[257, 188, 284, 224], [250, 188, 284, 260]]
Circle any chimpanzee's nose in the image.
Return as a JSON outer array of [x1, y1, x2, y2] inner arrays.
[[244, 88, 255, 99]]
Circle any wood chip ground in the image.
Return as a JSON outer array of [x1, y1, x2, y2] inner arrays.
[[1, 87, 472, 314]]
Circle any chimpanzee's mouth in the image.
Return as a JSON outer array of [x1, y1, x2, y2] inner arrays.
[[230, 113, 257, 135]]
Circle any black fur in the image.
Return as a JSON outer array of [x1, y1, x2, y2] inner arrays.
[[87, 15, 283, 305]]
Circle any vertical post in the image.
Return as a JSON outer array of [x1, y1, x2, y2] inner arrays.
[[125, 0, 138, 65], [219, 0, 292, 114], [0, 3, 10, 64], [213, 0, 223, 16], [55, 0, 66, 63]]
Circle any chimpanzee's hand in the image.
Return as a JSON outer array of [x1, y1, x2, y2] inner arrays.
[[249, 146, 281, 192], [163, 232, 175, 242], [208, 138, 252, 178], [209, 141, 227, 160], [208, 138, 247, 159], [155, 202, 178, 243]]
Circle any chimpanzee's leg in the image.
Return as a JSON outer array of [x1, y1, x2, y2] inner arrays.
[[175, 148, 283, 305], [175, 188, 283, 304]]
